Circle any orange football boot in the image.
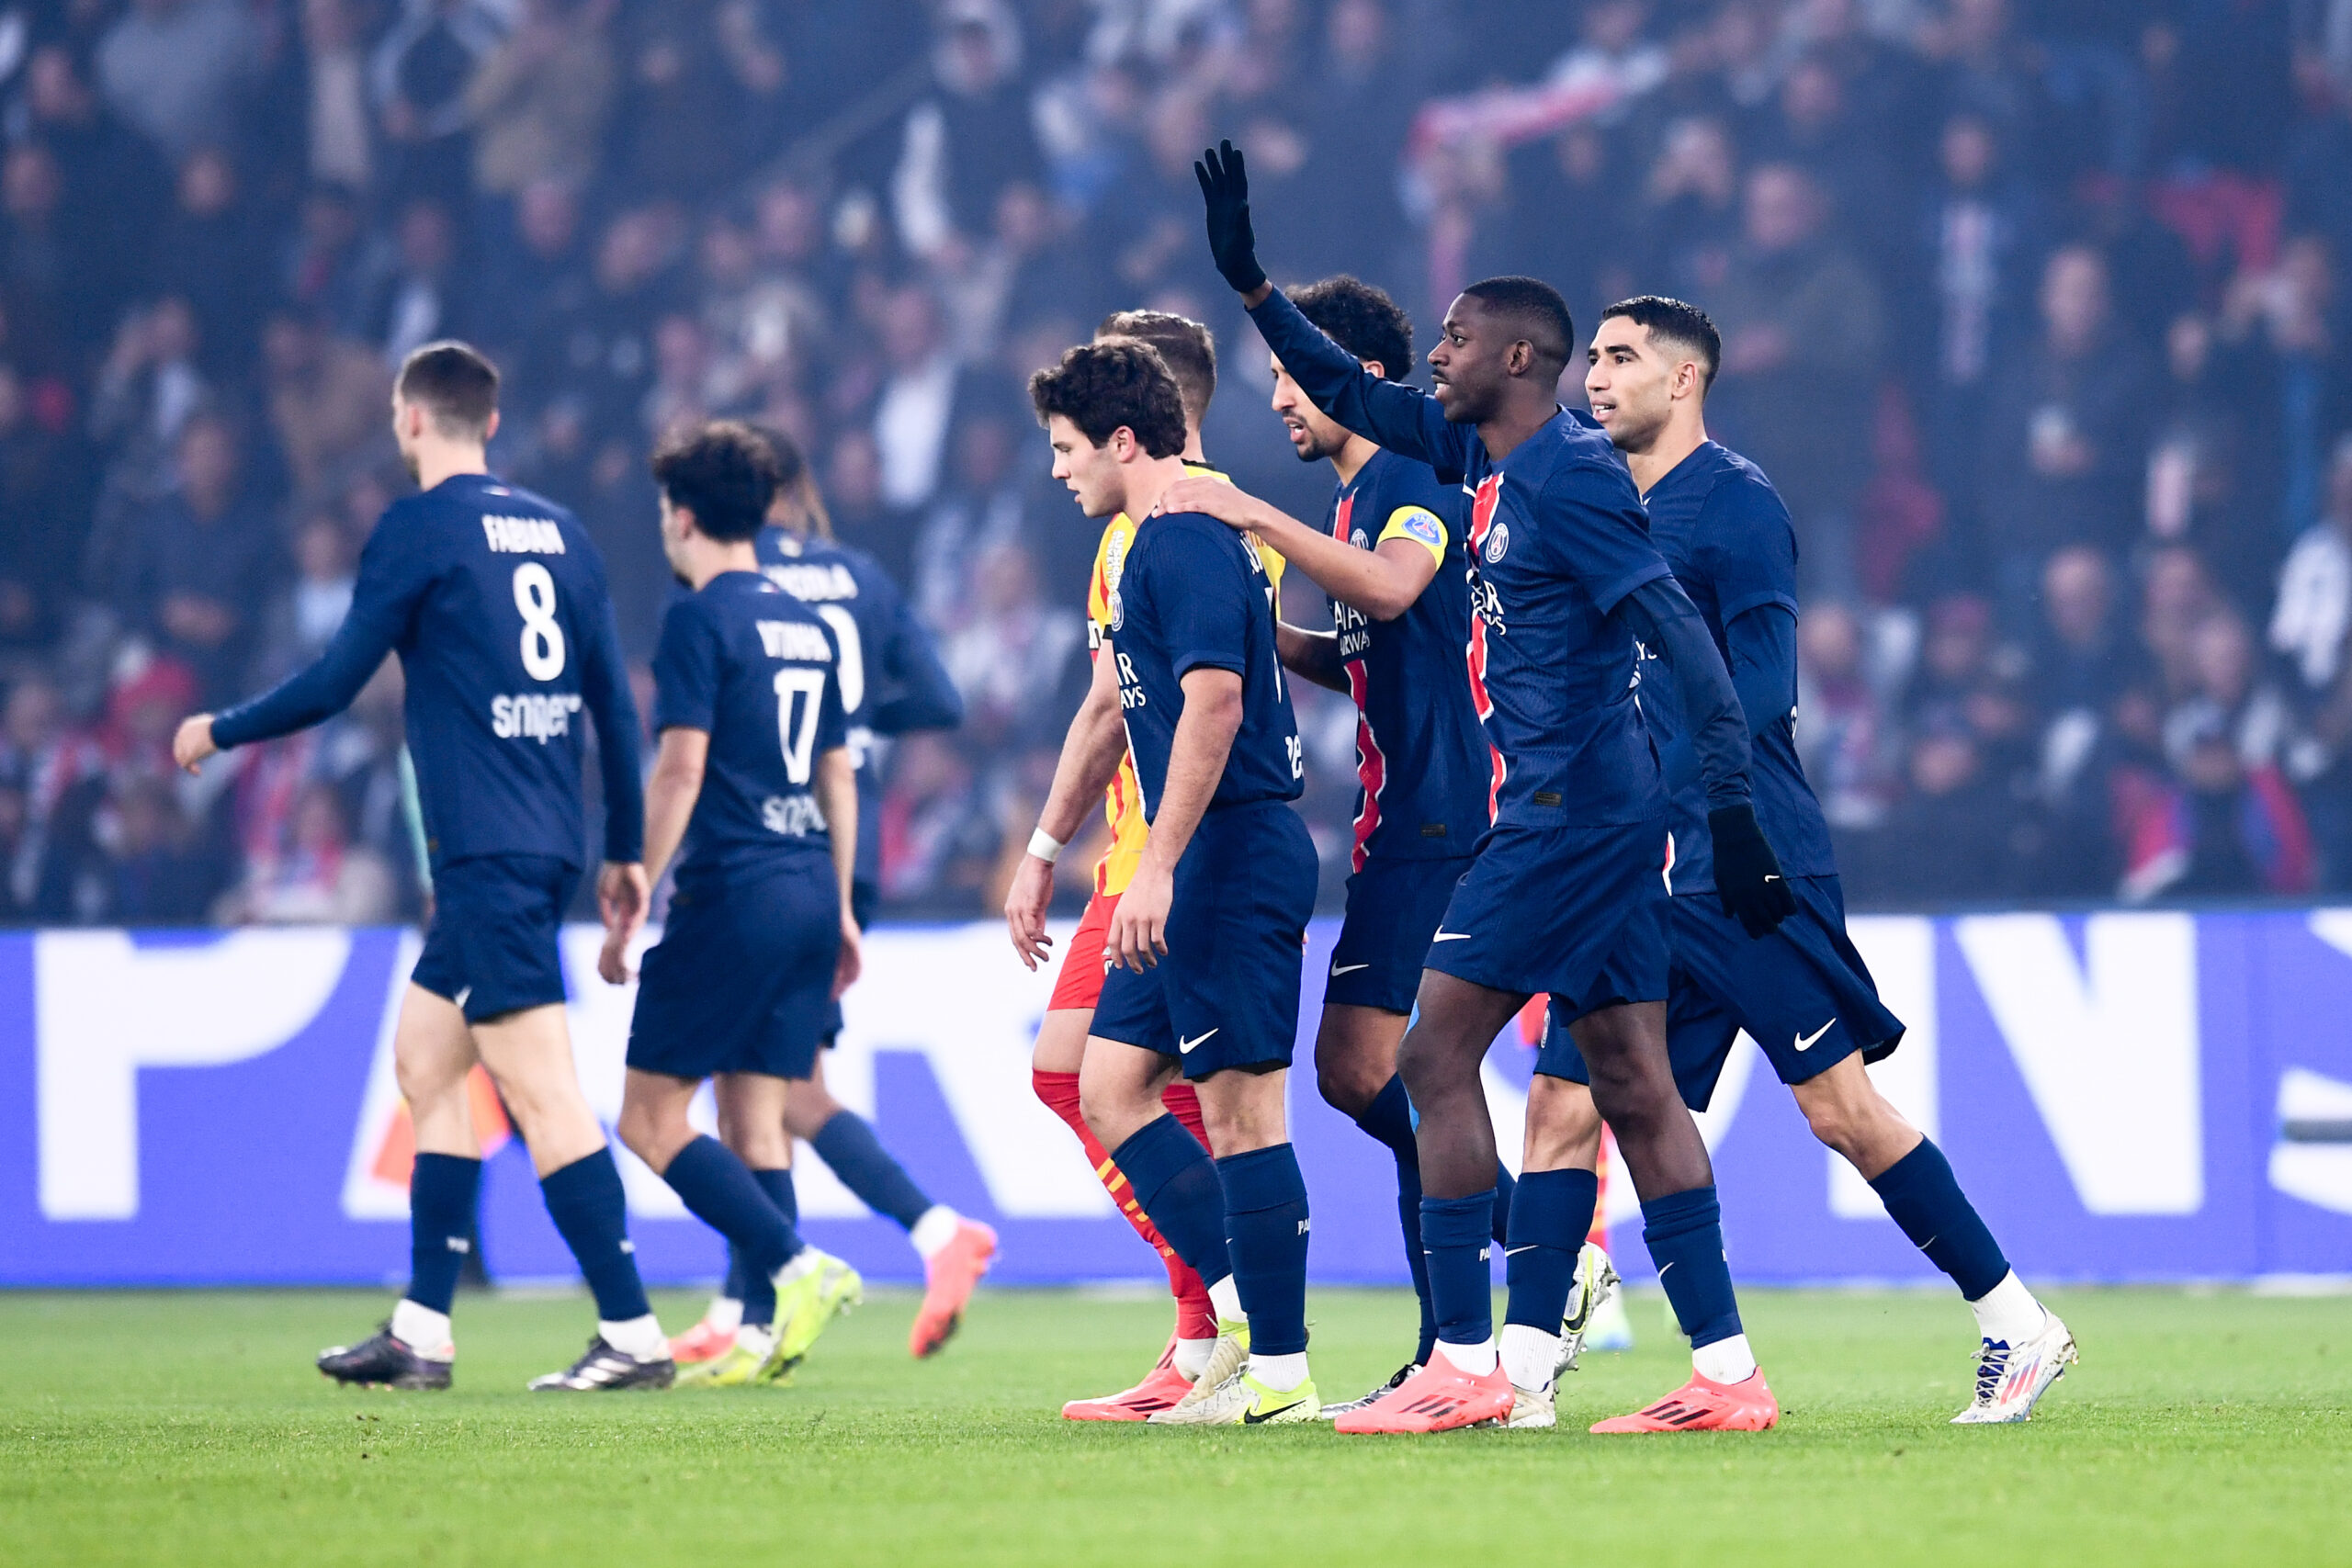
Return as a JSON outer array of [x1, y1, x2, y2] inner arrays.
[[1062, 1336, 1194, 1422], [667, 1314, 739, 1366], [1333, 1356, 1514, 1434], [1589, 1368, 1779, 1432], [909, 1218, 998, 1358]]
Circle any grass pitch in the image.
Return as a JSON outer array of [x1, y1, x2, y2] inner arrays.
[[0, 1285, 2344, 1566]]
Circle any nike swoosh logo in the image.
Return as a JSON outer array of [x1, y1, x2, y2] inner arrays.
[[1243, 1396, 1309, 1424], [1794, 1018, 1836, 1051], [1431, 931, 1472, 942], [1504, 1246, 1537, 1257], [1178, 1029, 1218, 1054], [1330, 963, 1370, 976]]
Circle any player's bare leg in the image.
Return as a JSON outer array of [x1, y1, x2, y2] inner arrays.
[[317, 985, 479, 1388], [471, 1004, 670, 1385], [780, 1054, 994, 1357], [1336, 972, 1525, 1432]]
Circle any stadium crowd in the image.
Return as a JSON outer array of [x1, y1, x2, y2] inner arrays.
[[0, 0, 2347, 923]]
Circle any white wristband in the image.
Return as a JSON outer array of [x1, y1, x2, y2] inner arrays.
[[1026, 828, 1065, 864]]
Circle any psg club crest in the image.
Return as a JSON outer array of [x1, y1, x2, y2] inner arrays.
[[1484, 521, 1510, 563], [1107, 589, 1125, 631]]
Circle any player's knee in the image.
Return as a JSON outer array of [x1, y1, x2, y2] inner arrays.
[[392, 1046, 467, 1115], [613, 1099, 668, 1170], [1314, 1058, 1380, 1120], [1524, 1075, 1604, 1168], [1078, 1075, 1148, 1151], [780, 1083, 839, 1139]]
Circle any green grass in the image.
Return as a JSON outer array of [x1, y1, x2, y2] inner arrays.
[[0, 1286, 2345, 1566]]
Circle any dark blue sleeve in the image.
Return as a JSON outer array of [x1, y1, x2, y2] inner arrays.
[[1154, 525, 1252, 679], [866, 570, 964, 734], [1247, 288, 1476, 484], [1725, 603, 1797, 740], [1545, 462, 1672, 615], [650, 597, 718, 735], [582, 581, 646, 863], [1617, 576, 1752, 812], [818, 648, 850, 754], [209, 521, 424, 749], [1707, 479, 1801, 625]]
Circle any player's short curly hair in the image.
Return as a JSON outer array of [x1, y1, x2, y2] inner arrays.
[[1460, 276, 1577, 377], [1292, 276, 1415, 382], [1029, 340, 1187, 457], [1096, 310, 1215, 423], [1601, 295, 1723, 389], [650, 420, 784, 542]]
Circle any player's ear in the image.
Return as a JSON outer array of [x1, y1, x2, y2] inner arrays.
[[483, 407, 501, 443]]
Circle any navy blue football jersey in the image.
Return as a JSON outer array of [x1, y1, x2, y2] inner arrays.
[[1636, 442, 1836, 893], [1250, 288, 1674, 829], [652, 570, 848, 880], [753, 528, 963, 888], [1324, 448, 1488, 867], [212, 472, 643, 868], [1108, 511, 1305, 817]]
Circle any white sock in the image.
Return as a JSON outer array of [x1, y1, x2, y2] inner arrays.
[[600, 1314, 668, 1363], [704, 1296, 743, 1335], [1968, 1270, 2047, 1344], [1433, 1337, 1498, 1376], [1691, 1333, 1757, 1384], [733, 1323, 776, 1359], [909, 1205, 961, 1260], [390, 1299, 453, 1359], [1206, 1275, 1244, 1325], [773, 1247, 818, 1288], [1173, 1337, 1217, 1381], [1250, 1350, 1309, 1393], [1498, 1323, 1559, 1391]]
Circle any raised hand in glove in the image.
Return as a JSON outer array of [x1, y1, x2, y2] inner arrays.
[[1194, 139, 1268, 296], [1709, 802, 1797, 938]]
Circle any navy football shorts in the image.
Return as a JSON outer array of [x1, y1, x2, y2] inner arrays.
[[1325, 853, 1473, 1013], [1536, 874, 1905, 1109], [814, 878, 882, 1050], [411, 853, 577, 1023], [1091, 800, 1317, 1080], [633, 859, 843, 1083], [1421, 818, 1670, 1012]]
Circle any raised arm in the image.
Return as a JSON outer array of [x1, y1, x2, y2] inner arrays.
[[1194, 141, 1474, 480]]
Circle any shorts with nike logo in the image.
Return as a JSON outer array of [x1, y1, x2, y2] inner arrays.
[[1091, 800, 1317, 1080], [1422, 818, 1671, 1012], [1325, 852, 1474, 1012], [1536, 874, 1904, 1107]]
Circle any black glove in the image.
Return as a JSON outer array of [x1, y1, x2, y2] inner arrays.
[[1194, 139, 1268, 295], [1709, 803, 1796, 938]]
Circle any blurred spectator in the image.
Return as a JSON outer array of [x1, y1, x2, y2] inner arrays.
[[96, 0, 266, 164], [157, 149, 275, 376], [466, 0, 618, 197], [10, 44, 170, 353], [1708, 162, 1884, 596], [360, 197, 468, 367], [112, 415, 282, 702], [938, 541, 1084, 751], [253, 513, 359, 686], [0, 366, 96, 651], [264, 308, 391, 504], [871, 285, 970, 513], [372, 0, 503, 204], [217, 779, 397, 925], [2270, 437, 2352, 885], [1981, 245, 2154, 623], [892, 1, 1044, 260]]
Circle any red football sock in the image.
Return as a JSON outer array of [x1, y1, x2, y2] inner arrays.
[[1034, 1069, 1217, 1340]]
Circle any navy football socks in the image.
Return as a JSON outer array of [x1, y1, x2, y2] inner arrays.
[[1110, 1114, 1234, 1291], [1216, 1145, 1310, 1358], [538, 1148, 653, 1325], [406, 1153, 481, 1315], [1868, 1137, 2010, 1301], [1641, 1184, 1742, 1349], [1420, 1189, 1498, 1347], [1503, 1167, 1598, 1331], [811, 1111, 932, 1231], [737, 1168, 799, 1327], [663, 1135, 800, 1278], [1489, 1165, 1517, 1247]]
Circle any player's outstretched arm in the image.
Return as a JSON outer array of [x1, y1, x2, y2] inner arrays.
[[1615, 577, 1795, 938], [1109, 666, 1241, 974], [598, 725, 705, 985], [1195, 141, 1472, 479], [1274, 622, 1348, 694], [1006, 642, 1128, 968], [814, 744, 862, 998], [1158, 476, 1439, 623]]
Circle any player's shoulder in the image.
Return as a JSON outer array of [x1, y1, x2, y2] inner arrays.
[[1526, 411, 1640, 493], [1693, 444, 1794, 531], [1364, 446, 1462, 516]]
